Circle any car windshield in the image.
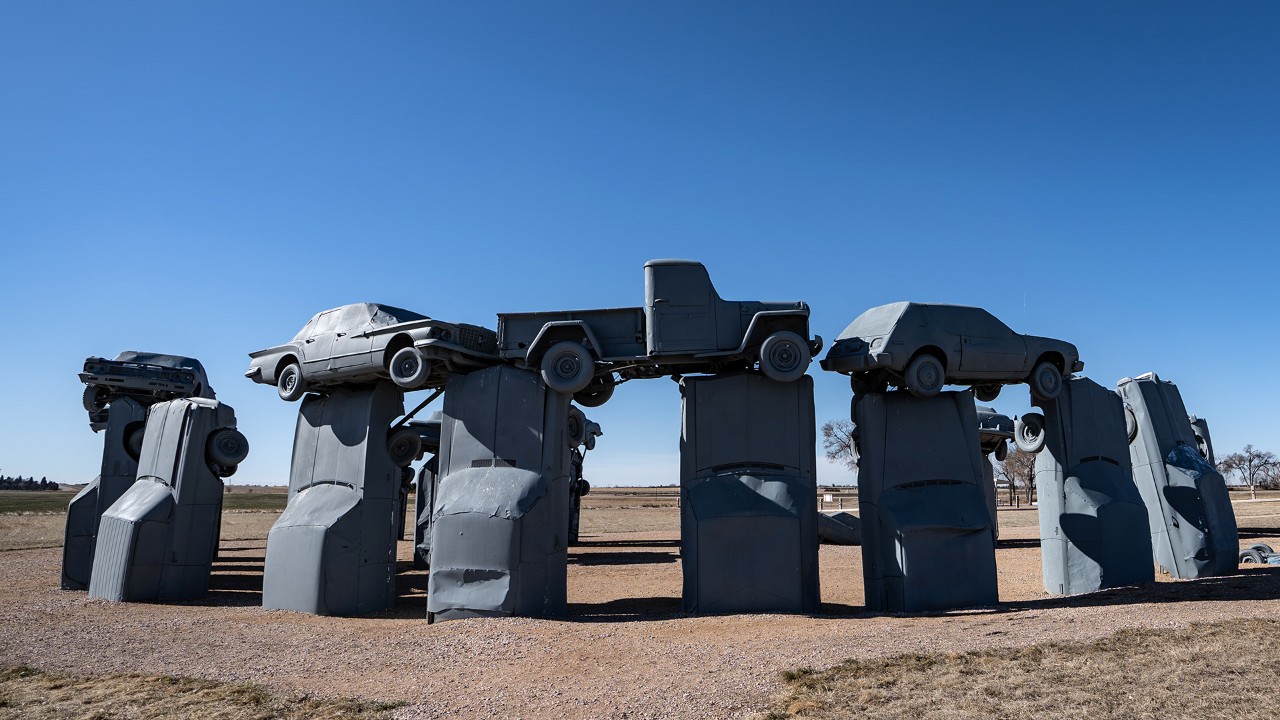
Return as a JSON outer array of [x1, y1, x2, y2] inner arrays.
[[837, 302, 909, 340], [370, 304, 428, 327]]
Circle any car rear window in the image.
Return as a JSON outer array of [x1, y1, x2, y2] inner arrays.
[[371, 304, 428, 327], [838, 302, 908, 339]]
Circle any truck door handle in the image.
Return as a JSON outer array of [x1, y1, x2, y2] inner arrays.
[[653, 298, 668, 304], [305, 338, 315, 343], [336, 332, 346, 337]]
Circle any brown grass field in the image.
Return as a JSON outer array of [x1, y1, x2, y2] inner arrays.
[[1, 487, 1279, 719]]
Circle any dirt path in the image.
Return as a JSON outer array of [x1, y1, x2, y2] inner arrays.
[[3, 523, 1280, 720]]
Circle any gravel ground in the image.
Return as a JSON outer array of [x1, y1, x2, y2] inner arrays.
[[2, 508, 1279, 719]]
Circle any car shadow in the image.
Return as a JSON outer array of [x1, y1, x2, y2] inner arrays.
[[569, 551, 678, 566]]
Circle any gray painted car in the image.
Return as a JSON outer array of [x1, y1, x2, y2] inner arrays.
[[245, 303, 499, 400], [80, 351, 215, 432], [821, 302, 1083, 401]]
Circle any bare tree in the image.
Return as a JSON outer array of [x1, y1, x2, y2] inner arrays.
[[821, 419, 857, 471], [995, 447, 1037, 504], [1218, 445, 1279, 501]]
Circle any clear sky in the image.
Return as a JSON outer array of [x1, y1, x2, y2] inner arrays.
[[1, 2, 1277, 487]]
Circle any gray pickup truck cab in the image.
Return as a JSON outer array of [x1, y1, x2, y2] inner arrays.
[[497, 260, 821, 405]]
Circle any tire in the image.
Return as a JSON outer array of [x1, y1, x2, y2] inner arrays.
[[585, 434, 597, 451], [82, 385, 107, 413], [759, 331, 811, 383], [1241, 550, 1265, 564], [1124, 406, 1138, 443], [904, 353, 945, 398], [206, 428, 250, 466], [125, 426, 147, 461], [277, 363, 307, 402], [974, 383, 1001, 403], [540, 341, 594, 394], [1247, 543, 1275, 555], [387, 426, 422, 468], [573, 374, 616, 408], [1015, 412, 1046, 453], [579, 479, 591, 497], [994, 440, 1009, 462], [389, 347, 431, 390], [567, 406, 587, 448], [1029, 360, 1063, 400]]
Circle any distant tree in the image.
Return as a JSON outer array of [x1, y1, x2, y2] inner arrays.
[[1219, 445, 1279, 501], [995, 447, 1037, 504], [821, 419, 857, 471]]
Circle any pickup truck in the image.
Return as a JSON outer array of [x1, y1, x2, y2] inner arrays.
[[496, 259, 821, 405]]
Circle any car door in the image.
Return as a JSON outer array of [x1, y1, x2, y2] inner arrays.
[[646, 263, 717, 355], [330, 304, 377, 372], [300, 309, 342, 376], [954, 309, 1027, 375]]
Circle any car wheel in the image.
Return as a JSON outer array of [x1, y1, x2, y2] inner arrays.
[[1247, 543, 1275, 555], [277, 363, 307, 402], [573, 374, 616, 408], [567, 406, 587, 448], [904, 353, 945, 398], [1029, 361, 1063, 400], [1124, 406, 1138, 443], [387, 426, 422, 468], [125, 425, 147, 461], [390, 347, 431, 390], [974, 383, 1001, 402], [540, 341, 595, 394], [994, 440, 1009, 462], [759, 331, 811, 383], [1241, 549, 1265, 564], [585, 434, 597, 451], [1015, 412, 1046, 453], [206, 428, 250, 467], [82, 385, 107, 414]]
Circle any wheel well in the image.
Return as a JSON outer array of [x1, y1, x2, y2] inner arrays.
[[746, 315, 806, 348], [1036, 352, 1065, 373], [275, 355, 299, 381], [910, 345, 948, 370], [530, 328, 593, 365], [383, 333, 414, 370]]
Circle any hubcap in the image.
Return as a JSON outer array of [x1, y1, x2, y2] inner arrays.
[[556, 354, 581, 380], [770, 342, 800, 372]]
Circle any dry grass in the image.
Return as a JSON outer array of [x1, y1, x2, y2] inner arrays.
[[762, 619, 1280, 720], [0, 666, 400, 720]]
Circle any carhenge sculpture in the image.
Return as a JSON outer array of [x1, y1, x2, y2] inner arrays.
[[89, 397, 248, 602], [1016, 376, 1154, 595], [250, 304, 450, 616], [425, 259, 823, 619], [1117, 373, 1237, 579], [821, 302, 1083, 611], [63, 352, 216, 590]]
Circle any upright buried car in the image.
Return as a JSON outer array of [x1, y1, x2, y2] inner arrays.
[[245, 303, 499, 400], [820, 302, 1082, 401]]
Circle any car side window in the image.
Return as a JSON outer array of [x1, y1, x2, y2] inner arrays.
[[311, 309, 342, 336]]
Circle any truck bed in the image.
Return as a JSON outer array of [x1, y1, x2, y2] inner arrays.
[[497, 307, 647, 360]]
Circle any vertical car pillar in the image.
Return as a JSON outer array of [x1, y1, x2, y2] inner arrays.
[[679, 373, 820, 613], [1118, 373, 1237, 579], [262, 381, 407, 616], [427, 365, 571, 621], [61, 396, 149, 590], [1026, 377, 1154, 595], [88, 398, 248, 602], [854, 390, 998, 612]]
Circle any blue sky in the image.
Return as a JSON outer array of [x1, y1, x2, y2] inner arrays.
[[1, 2, 1277, 487]]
